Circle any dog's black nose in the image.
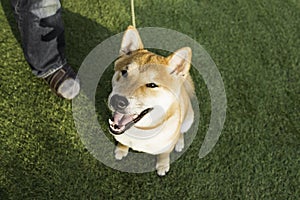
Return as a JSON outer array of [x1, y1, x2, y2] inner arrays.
[[110, 94, 129, 112]]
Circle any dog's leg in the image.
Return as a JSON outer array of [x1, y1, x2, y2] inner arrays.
[[175, 133, 184, 152], [176, 101, 193, 153], [114, 143, 129, 160], [180, 102, 194, 133], [156, 152, 170, 176]]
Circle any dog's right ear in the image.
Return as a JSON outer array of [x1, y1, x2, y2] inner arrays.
[[120, 26, 144, 56]]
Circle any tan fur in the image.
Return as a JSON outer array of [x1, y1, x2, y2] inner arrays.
[[108, 26, 195, 176], [115, 50, 194, 97]]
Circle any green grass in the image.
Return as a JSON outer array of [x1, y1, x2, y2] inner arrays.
[[0, 0, 299, 199]]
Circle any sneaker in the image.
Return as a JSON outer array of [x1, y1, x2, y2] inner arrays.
[[44, 64, 80, 100]]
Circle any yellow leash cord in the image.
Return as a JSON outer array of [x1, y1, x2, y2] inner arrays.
[[131, 0, 136, 27]]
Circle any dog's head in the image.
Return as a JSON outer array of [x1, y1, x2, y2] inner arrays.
[[108, 26, 192, 135]]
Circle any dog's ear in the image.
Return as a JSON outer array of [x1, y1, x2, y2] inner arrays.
[[120, 26, 144, 55], [167, 47, 192, 78]]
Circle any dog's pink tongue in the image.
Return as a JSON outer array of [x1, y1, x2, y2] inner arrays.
[[114, 112, 134, 126], [113, 112, 123, 124], [120, 115, 134, 125]]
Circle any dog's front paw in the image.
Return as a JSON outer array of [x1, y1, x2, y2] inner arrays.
[[114, 148, 128, 160], [156, 163, 170, 176]]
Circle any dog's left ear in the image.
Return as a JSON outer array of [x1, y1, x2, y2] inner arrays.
[[120, 26, 144, 55], [167, 47, 192, 78]]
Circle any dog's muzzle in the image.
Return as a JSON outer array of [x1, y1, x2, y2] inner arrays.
[[108, 94, 153, 135]]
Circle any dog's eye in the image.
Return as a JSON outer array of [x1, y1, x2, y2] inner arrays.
[[146, 83, 158, 88], [121, 70, 128, 77]]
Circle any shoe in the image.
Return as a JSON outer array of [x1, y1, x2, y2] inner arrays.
[[44, 64, 80, 100]]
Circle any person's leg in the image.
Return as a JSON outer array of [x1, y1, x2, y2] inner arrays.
[[11, 0, 65, 77], [10, 0, 79, 99]]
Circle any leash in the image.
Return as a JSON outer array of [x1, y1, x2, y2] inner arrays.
[[131, 0, 136, 27]]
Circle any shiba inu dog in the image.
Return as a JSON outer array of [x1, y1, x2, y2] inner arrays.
[[108, 26, 195, 176]]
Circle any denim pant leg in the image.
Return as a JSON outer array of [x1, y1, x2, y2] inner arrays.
[[11, 0, 66, 78]]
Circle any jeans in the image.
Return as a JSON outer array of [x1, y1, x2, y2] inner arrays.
[[11, 0, 66, 78]]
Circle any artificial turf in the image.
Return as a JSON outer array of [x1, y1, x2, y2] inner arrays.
[[0, 0, 299, 199]]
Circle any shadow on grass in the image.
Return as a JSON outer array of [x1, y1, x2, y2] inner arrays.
[[0, 1, 117, 198], [0, 0, 113, 118]]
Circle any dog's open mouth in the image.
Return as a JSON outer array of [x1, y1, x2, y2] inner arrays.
[[108, 108, 153, 135]]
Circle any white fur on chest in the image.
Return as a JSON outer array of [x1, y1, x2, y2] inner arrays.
[[114, 113, 181, 155]]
